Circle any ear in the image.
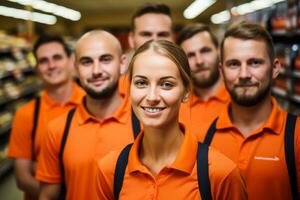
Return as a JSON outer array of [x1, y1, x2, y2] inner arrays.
[[119, 54, 128, 75], [272, 58, 281, 79], [218, 61, 224, 79], [68, 53, 75, 70], [182, 91, 190, 103], [128, 32, 135, 49]]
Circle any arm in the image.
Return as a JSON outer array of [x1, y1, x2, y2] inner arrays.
[[39, 182, 61, 200], [14, 159, 39, 196]]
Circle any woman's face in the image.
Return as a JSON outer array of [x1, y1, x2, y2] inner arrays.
[[130, 50, 187, 129]]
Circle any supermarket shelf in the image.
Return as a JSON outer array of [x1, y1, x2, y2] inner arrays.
[[291, 94, 300, 104], [0, 158, 13, 179], [0, 67, 34, 80], [272, 87, 287, 98], [0, 123, 11, 136], [0, 83, 41, 107], [293, 70, 300, 78]]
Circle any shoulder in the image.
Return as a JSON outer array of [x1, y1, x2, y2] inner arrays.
[[208, 146, 237, 180], [14, 99, 36, 119]]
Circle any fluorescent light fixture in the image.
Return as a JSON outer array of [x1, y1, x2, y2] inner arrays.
[[211, 0, 286, 24], [184, 0, 217, 19], [7, 0, 81, 21], [0, 5, 56, 24], [211, 10, 230, 24]]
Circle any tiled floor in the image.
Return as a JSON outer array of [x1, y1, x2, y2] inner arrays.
[[0, 171, 23, 200]]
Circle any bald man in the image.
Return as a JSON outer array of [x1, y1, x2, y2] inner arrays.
[[36, 30, 138, 200]]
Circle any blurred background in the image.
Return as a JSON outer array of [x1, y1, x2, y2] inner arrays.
[[0, 0, 299, 199]]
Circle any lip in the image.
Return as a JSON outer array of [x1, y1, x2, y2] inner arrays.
[[141, 106, 166, 117], [89, 78, 108, 86]]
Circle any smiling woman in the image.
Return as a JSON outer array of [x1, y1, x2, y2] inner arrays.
[[95, 40, 247, 200]]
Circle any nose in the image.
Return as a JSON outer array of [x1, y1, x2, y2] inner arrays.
[[239, 65, 251, 79], [92, 61, 103, 77], [195, 53, 204, 66], [48, 59, 56, 70], [146, 85, 160, 104]]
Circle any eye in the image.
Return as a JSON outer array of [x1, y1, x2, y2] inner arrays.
[[157, 32, 171, 38], [248, 59, 263, 67], [160, 81, 175, 89], [53, 54, 63, 61], [38, 58, 48, 65], [226, 60, 240, 68], [139, 32, 152, 37], [200, 47, 212, 54], [79, 58, 93, 66], [100, 55, 113, 63], [134, 79, 147, 88]]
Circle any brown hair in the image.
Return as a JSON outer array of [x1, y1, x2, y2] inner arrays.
[[176, 23, 218, 47], [128, 40, 191, 91], [220, 21, 275, 62]]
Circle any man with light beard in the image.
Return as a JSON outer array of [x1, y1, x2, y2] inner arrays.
[[177, 23, 230, 137], [203, 22, 300, 200], [36, 30, 139, 200]]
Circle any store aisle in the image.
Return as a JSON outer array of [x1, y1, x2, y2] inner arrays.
[[0, 171, 23, 200]]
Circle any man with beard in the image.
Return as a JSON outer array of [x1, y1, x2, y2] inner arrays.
[[36, 30, 138, 200], [203, 22, 300, 200], [176, 23, 230, 136], [8, 35, 84, 200]]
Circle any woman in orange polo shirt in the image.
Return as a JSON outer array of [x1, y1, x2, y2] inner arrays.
[[95, 40, 247, 200]]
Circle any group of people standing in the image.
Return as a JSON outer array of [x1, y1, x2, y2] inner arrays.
[[7, 2, 300, 200]]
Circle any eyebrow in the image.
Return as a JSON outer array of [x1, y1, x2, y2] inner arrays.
[[133, 75, 176, 80]]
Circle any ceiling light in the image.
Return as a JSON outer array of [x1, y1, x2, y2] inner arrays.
[[7, 0, 81, 21], [184, 0, 217, 19], [211, 0, 286, 24], [0, 5, 56, 25]]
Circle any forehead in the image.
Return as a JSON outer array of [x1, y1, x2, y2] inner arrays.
[[181, 31, 216, 52], [223, 37, 269, 60], [133, 50, 179, 77], [76, 36, 119, 58], [134, 13, 172, 32], [36, 42, 66, 58]]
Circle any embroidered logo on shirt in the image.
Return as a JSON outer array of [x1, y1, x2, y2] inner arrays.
[[254, 156, 280, 161]]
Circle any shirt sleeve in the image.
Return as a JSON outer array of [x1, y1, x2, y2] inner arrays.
[[96, 152, 118, 200], [35, 121, 62, 184], [7, 102, 34, 159]]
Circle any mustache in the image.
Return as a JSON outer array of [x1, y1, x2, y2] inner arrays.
[[87, 76, 108, 83], [234, 79, 259, 87]]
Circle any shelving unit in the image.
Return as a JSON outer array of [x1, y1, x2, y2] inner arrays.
[[0, 32, 41, 178]]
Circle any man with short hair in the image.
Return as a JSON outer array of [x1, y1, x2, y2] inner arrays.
[[204, 22, 300, 199], [8, 35, 84, 200], [36, 30, 138, 200], [177, 23, 230, 136], [128, 2, 174, 50]]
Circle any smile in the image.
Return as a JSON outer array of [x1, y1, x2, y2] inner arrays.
[[142, 107, 165, 113]]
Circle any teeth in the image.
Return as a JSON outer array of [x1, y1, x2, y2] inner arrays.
[[144, 107, 162, 113]]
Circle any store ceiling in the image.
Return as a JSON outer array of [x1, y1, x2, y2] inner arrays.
[[0, 0, 250, 35]]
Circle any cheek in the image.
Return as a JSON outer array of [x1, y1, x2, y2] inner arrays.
[[130, 88, 145, 105]]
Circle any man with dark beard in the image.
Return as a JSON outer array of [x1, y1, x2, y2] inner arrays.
[[203, 22, 300, 200], [177, 23, 230, 137], [36, 30, 138, 200]]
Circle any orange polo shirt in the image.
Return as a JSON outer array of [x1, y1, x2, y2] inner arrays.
[[36, 95, 135, 200], [118, 73, 130, 97], [179, 84, 229, 138], [8, 82, 84, 200], [205, 97, 300, 200], [96, 129, 247, 200]]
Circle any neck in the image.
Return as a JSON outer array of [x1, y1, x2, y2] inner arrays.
[[229, 95, 273, 137], [85, 90, 122, 120], [194, 78, 222, 101], [45, 80, 73, 104], [140, 120, 184, 175]]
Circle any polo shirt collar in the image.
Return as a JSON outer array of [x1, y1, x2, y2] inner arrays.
[[190, 84, 229, 106], [77, 94, 130, 125], [216, 97, 284, 135], [128, 126, 198, 175], [42, 82, 83, 107]]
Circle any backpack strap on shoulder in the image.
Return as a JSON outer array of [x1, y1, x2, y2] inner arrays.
[[197, 142, 212, 200], [31, 96, 40, 160], [284, 113, 299, 200], [114, 143, 133, 200], [203, 117, 218, 145], [58, 108, 76, 200]]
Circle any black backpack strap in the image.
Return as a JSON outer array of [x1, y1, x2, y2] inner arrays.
[[31, 96, 41, 161], [284, 113, 299, 200], [203, 117, 218, 145], [197, 142, 212, 200], [58, 108, 76, 200], [114, 143, 133, 200], [131, 109, 140, 139]]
